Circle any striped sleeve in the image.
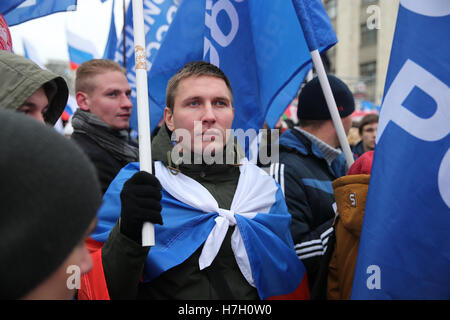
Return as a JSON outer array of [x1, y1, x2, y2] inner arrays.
[[294, 226, 333, 260]]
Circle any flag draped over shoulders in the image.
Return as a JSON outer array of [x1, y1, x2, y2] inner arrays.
[[351, 1, 450, 299], [91, 159, 309, 300]]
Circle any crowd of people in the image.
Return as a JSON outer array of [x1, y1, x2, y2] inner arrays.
[[0, 41, 379, 300]]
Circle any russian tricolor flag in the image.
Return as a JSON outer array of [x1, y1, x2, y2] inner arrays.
[[66, 28, 99, 70], [81, 160, 309, 300]]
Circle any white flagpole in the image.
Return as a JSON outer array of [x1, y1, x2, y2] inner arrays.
[[131, 0, 155, 246], [310, 49, 355, 168]]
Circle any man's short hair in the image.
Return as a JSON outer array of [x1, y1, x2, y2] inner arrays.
[[298, 118, 328, 130], [166, 61, 233, 111], [75, 59, 126, 94], [358, 113, 379, 134]]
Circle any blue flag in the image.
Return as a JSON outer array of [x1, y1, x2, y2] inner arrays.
[[3, 0, 77, 26], [114, 0, 179, 135], [0, 1, 26, 15], [291, 0, 337, 51], [146, 0, 336, 139], [351, 2, 450, 299], [103, 0, 117, 60]]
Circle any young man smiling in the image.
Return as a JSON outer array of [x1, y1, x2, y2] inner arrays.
[[79, 61, 309, 300], [71, 59, 139, 194]]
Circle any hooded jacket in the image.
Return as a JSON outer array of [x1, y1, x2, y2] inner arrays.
[[327, 174, 370, 300], [0, 50, 68, 125]]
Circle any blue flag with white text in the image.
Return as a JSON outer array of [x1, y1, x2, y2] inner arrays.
[[3, 0, 77, 26], [146, 0, 336, 143], [351, 2, 450, 299]]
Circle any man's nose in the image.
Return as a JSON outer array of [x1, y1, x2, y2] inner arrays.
[[202, 102, 216, 123], [121, 93, 133, 109]]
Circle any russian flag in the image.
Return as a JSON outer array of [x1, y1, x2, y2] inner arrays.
[[66, 28, 99, 70], [61, 95, 78, 122], [82, 160, 309, 300]]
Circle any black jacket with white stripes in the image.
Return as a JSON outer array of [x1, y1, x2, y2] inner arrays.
[[269, 128, 347, 294]]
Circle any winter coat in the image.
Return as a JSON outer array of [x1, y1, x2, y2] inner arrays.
[[81, 125, 260, 299], [0, 50, 68, 125], [351, 141, 365, 159], [270, 128, 347, 294], [71, 131, 138, 195], [327, 174, 370, 300]]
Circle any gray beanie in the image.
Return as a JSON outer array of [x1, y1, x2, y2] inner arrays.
[[0, 109, 102, 299]]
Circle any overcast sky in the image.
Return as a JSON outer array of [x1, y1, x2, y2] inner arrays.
[[9, 0, 129, 63]]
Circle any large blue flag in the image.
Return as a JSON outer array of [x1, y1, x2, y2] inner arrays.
[[351, 1, 450, 299], [146, 0, 336, 135], [114, 0, 179, 134], [3, 0, 77, 26]]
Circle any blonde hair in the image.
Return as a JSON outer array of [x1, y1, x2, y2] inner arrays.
[[75, 59, 126, 94]]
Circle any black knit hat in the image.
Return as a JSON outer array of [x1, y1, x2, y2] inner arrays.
[[297, 75, 355, 120], [0, 110, 102, 299]]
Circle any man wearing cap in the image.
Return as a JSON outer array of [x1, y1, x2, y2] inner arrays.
[[0, 109, 102, 299], [0, 50, 68, 125], [269, 75, 355, 296]]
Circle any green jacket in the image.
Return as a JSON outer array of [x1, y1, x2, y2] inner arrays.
[[102, 125, 259, 299], [0, 50, 68, 125]]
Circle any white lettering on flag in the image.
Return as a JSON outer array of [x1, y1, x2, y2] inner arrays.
[[438, 149, 450, 208], [400, 0, 450, 17], [18, 0, 36, 8], [377, 59, 450, 143]]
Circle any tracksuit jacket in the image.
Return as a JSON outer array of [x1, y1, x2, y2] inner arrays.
[[269, 128, 347, 294]]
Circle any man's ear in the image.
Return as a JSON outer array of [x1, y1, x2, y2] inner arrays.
[[164, 107, 175, 131], [76, 92, 90, 111]]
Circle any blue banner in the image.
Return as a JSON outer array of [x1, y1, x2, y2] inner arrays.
[[103, 0, 117, 60], [3, 0, 77, 26], [114, 0, 179, 135], [0, 1, 26, 16], [351, 2, 450, 299], [146, 0, 336, 138]]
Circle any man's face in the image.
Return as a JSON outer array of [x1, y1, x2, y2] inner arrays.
[[22, 219, 97, 300], [361, 122, 378, 152], [77, 71, 132, 130], [164, 75, 234, 154], [17, 87, 48, 123]]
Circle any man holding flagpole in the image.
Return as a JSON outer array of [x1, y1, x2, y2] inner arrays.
[[270, 75, 355, 296], [79, 61, 309, 300]]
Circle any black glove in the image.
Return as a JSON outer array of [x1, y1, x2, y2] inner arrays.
[[120, 171, 163, 244]]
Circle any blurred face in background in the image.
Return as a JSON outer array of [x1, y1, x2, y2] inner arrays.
[[76, 71, 132, 130], [360, 122, 378, 152]]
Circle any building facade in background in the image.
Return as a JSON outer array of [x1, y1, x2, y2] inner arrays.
[[324, 0, 399, 108]]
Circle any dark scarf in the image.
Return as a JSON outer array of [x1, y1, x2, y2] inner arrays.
[[71, 109, 139, 163]]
